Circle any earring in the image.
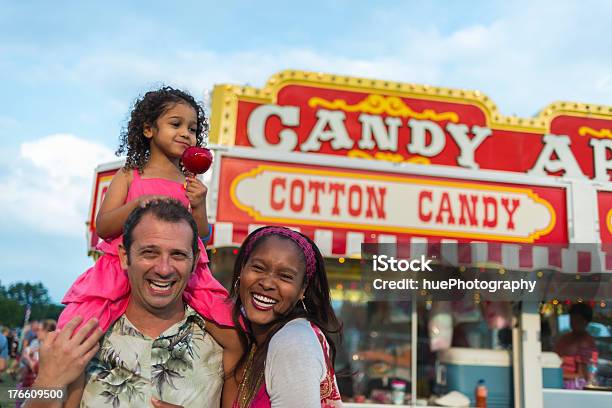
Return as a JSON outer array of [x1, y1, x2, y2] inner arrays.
[[301, 297, 308, 313], [233, 278, 240, 293], [240, 304, 247, 317]]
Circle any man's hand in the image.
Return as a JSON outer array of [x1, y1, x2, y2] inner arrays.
[[35, 316, 104, 389]]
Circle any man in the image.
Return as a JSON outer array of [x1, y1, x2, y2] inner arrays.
[[29, 200, 233, 407]]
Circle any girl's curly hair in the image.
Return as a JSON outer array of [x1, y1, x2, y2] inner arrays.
[[116, 86, 209, 172]]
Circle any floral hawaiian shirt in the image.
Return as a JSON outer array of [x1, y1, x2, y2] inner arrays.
[[81, 306, 223, 408]]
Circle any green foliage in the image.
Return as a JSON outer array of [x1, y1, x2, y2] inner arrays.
[[0, 281, 63, 327], [4, 282, 51, 305]]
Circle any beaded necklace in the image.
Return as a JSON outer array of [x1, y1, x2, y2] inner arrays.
[[236, 344, 265, 408]]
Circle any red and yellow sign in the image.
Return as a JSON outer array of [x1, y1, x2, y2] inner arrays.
[[216, 156, 567, 243], [210, 71, 612, 181], [598, 191, 612, 244], [87, 167, 118, 252]]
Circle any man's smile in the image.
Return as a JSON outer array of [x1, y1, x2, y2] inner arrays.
[[146, 278, 177, 295]]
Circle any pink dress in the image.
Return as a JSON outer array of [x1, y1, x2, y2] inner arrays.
[[58, 170, 233, 332]]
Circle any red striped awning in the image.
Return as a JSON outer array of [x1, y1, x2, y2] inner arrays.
[[208, 222, 611, 274]]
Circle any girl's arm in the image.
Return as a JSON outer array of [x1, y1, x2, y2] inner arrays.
[[185, 175, 210, 237], [95, 169, 133, 239], [204, 319, 245, 408], [96, 169, 167, 239]]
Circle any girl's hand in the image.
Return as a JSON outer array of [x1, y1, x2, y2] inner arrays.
[[138, 194, 170, 207], [185, 176, 207, 209]]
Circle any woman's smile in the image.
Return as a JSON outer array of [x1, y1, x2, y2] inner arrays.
[[250, 292, 279, 311]]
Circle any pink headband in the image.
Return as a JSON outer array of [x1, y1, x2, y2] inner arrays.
[[244, 226, 317, 278]]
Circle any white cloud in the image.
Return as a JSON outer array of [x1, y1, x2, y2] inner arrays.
[[0, 134, 115, 236]]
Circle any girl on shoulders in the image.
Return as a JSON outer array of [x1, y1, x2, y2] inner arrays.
[[58, 87, 242, 406]]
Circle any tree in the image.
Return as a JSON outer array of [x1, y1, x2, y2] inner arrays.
[[0, 281, 63, 327], [5, 282, 51, 306]]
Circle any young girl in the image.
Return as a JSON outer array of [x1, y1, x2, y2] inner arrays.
[[58, 86, 241, 406]]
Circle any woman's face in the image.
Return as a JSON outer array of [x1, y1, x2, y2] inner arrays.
[[239, 236, 307, 328]]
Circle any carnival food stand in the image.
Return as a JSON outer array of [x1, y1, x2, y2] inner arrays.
[[88, 71, 612, 407]]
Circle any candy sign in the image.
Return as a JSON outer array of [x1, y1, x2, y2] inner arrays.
[[211, 71, 612, 181], [216, 156, 566, 243]]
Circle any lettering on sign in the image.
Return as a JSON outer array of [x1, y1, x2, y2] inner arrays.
[[212, 72, 612, 181], [229, 165, 555, 242]]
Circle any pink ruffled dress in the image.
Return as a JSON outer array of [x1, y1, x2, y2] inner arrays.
[[58, 170, 233, 331]]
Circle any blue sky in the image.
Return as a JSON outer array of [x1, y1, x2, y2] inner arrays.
[[1, 0, 612, 303]]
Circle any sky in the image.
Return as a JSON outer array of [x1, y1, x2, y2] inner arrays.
[[1, 0, 612, 303]]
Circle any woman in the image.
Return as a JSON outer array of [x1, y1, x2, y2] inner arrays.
[[230, 226, 343, 408]]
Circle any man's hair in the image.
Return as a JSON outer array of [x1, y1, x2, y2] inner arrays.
[[569, 302, 593, 322], [122, 199, 199, 261]]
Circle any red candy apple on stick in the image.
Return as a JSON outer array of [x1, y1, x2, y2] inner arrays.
[[181, 147, 213, 211], [181, 146, 213, 175]]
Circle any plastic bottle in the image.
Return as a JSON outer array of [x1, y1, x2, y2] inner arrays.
[[475, 379, 487, 408], [586, 351, 599, 386], [391, 379, 407, 405]]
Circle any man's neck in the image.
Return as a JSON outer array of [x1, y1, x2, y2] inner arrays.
[[124, 299, 186, 338]]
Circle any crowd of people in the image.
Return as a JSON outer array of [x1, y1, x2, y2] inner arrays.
[[0, 320, 58, 406]]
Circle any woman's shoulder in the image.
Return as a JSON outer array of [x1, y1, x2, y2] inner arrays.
[[270, 318, 320, 348], [266, 319, 327, 389], [268, 319, 325, 366]]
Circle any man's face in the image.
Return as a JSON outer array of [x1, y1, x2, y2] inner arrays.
[[119, 213, 198, 314]]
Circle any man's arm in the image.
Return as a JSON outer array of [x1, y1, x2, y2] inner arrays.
[[24, 317, 103, 408]]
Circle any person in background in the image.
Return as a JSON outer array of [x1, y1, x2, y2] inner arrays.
[[553, 303, 597, 389], [22, 321, 40, 350], [353, 302, 412, 399], [16, 320, 56, 408], [0, 325, 8, 382], [3, 327, 19, 380]]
